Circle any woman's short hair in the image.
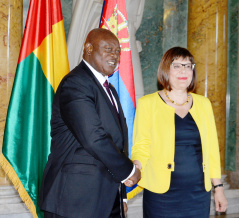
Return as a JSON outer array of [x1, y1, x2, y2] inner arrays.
[[157, 47, 197, 92]]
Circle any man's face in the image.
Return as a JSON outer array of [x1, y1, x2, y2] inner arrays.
[[88, 35, 121, 76]]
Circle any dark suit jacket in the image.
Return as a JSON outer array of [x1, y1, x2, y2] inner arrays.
[[39, 61, 133, 218]]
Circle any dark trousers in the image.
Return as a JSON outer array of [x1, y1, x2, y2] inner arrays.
[[44, 190, 122, 218], [109, 189, 121, 218], [44, 211, 64, 218]]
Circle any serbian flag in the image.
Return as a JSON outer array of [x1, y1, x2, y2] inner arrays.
[[0, 0, 69, 217], [100, 0, 142, 200]]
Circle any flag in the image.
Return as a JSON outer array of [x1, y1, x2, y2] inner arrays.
[[0, 0, 69, 217], [100, 0, 142, 200]]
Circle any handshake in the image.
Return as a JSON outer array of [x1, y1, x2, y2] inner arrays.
[[124, 160, 142, 187]]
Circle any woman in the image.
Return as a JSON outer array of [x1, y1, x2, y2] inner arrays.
[[131, 47, 227, 217]]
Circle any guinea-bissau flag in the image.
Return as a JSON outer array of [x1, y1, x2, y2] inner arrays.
[[100, 0, 143, 200], [0, 0, 69, 217]]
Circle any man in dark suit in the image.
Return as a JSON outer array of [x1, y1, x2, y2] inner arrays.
[[39, 28, 141, 218]]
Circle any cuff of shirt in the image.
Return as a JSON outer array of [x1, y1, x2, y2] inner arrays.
[[121, 165, 135, 183], [123, 199, 127, 203]]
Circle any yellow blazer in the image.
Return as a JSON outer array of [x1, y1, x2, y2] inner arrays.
[[131, 92, 221, 194]]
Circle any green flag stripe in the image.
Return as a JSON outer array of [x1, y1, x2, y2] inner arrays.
[[2, 52, 54, 214]]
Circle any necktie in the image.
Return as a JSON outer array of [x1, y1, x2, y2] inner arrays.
[[103, 80, 118, 113]]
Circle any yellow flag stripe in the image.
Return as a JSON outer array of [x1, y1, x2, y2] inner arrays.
[[33, 34, 54, 90], [52, 20, 69, 91], [33, 20, 69, 92], [127, 185, 143, 201]]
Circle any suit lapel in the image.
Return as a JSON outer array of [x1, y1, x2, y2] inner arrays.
[[99, 82, 122, 130], [81, 61, 122, 132], [110, 85, 128, 148]]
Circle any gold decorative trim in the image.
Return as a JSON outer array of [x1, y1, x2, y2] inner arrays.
[[0, 153, 38, 218]]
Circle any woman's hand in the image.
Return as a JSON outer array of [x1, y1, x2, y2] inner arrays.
[[133, 160, 142, 170], [214, 187, 227, 212], [211, 178, 227, 212]]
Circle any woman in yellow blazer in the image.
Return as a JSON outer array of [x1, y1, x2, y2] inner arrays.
[[131, 47, 227, 218]]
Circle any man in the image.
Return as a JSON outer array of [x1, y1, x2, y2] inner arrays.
[[39, 28, 141, 218]]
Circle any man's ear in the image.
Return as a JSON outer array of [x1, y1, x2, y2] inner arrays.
[[85, 42, 93, 55]]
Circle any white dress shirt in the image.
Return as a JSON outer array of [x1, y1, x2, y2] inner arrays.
[[83, 60, 118, 111]]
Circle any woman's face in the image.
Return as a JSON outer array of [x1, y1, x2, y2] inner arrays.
[[169, 57, 193, 91]]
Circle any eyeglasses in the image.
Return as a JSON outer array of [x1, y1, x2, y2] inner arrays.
[[171, 63, 195, 71]]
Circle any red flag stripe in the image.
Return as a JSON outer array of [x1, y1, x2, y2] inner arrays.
[[52, 0, 64, 25], [18, 0, 63, 64]]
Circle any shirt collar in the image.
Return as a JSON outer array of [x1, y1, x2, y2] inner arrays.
[[83, 59, 108, 86]]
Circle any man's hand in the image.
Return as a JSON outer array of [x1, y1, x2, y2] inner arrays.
[[124, 167, 141, 187]]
